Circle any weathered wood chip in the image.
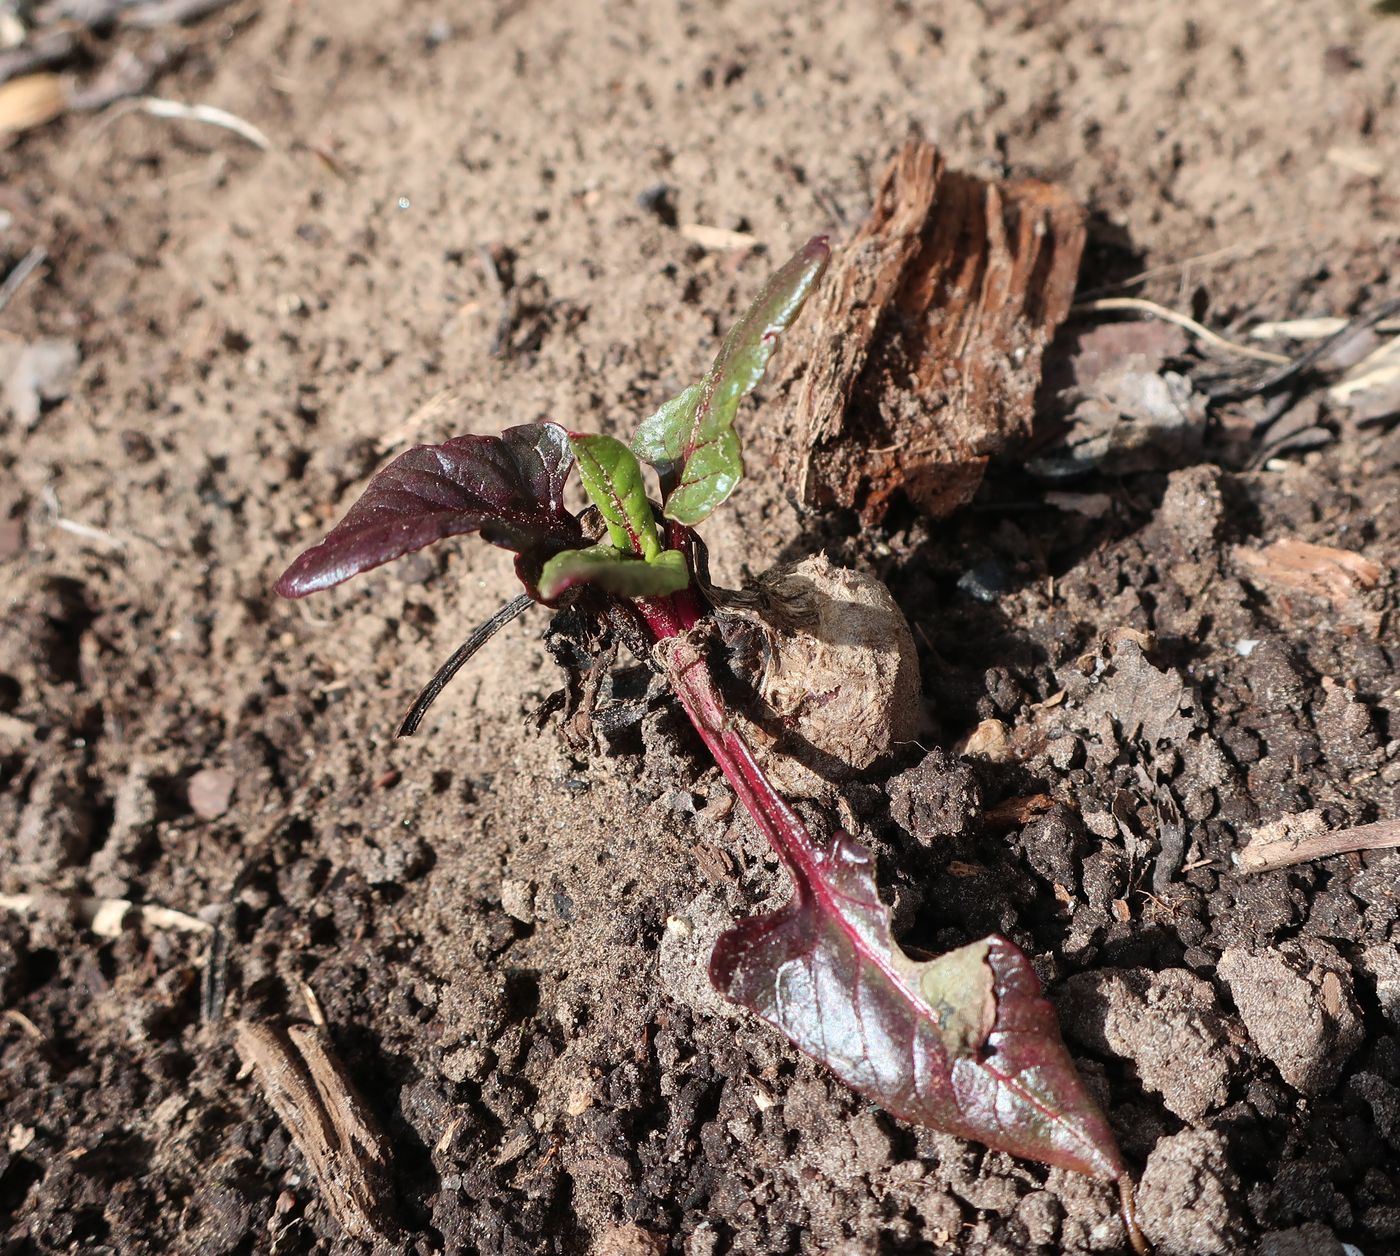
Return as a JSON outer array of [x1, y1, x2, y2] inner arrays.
[[771, 140, 1086, 522], [234, 1021, 399, 1243], [1234, 538, 1383, 607]]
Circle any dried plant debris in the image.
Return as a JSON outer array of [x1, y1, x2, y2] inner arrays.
[[1237, 812, 1400, 872], [772, 140, 1086, 522], [1331, 333, 1400, 425], [0, 0, 244, 135], [0, 891, 211, 938], [1030, 365, 1208, 479], [1, 337, 79, 429], [234, 1020, 399, 1244], [734, 554, 921, 800], [1064, 320, 1192, 385], [1234, 537, 1384, 607], [1031, 318, 1211, 478]]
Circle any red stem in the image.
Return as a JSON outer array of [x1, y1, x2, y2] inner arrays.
[[633, 586, 824, 899]]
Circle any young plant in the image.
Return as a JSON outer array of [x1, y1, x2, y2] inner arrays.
[[276, 238, 1135, 1200]]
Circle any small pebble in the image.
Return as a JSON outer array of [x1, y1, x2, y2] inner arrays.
[[187, 767, 235, 820]]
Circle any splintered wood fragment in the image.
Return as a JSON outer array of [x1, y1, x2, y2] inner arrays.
[[982, 793, 1056, 829], [234, 1021, 399, 1243], [773, 140, 1086, 522], [1234, 538, 1383, 607], [1237, 813, 1400, 873]]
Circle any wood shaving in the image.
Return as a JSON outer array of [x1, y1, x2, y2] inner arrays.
[[1234, 538, 1383, 607]]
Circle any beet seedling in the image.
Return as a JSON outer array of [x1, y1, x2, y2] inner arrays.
[[276, 238, 1132, 1192]]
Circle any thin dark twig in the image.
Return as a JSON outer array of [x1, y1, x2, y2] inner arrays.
[[397, 593, 533, 736], [477, 243, 514, 358], [200, 905, 231, 1022], [0, 247, 47, 315]]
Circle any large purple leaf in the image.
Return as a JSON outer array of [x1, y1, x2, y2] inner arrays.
[[659, 635, 1124, 1180], [276, 423, 583, 600], [710, 832, 1123, 1178]]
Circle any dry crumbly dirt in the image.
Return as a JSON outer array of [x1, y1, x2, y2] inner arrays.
[[3, 2, 1400, 1254]]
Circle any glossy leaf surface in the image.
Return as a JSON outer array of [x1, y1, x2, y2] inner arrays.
[[537, 545, 688, 602], [632, 235, 830, 525], [569, 433, 662, 560], [658, 637, 1124, 1180], [710, 831, 1123, 1178], [276, 423, 581, 600]]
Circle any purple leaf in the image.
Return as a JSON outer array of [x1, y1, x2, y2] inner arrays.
[[276, 423, 583, 600], [658, 635, 1124, 1180]]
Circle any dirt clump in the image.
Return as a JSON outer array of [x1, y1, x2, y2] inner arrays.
[[1217, 941, 1365, 1097], [1059, 967, 1241, 1123], [887, 747, 983, 845], [1136, 1131, 1247, 1256]]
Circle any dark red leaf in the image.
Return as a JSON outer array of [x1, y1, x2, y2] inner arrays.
[[658, 635, 1124, 1180], [275, 423, 583, 599]]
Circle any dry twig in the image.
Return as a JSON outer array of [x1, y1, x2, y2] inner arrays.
[[1238, 814, 1400, 873], [3, 1009, 44, 1041], [0, 892, 212, 937], [0, 246, 46, 314], [678, 223, 758, 251], [107, 95, 271, 149]]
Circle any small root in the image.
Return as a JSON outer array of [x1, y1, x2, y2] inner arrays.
[[1119, 1174, 1152, 1256]]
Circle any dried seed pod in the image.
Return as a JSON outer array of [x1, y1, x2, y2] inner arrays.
[[726, 554, 921, 799]]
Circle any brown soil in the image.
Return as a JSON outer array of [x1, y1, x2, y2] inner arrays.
[[3, 2, 1399, 1254]]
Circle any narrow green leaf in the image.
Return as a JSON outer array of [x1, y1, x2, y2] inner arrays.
[[537, 545, 689, 602], [705, 235, 831, 427], [631, 235, 830, 526], [569, 433, 661, 560]]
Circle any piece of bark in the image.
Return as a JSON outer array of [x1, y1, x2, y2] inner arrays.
[[773, 141, 1086, 523], [234, 1021, 399, 1243]]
